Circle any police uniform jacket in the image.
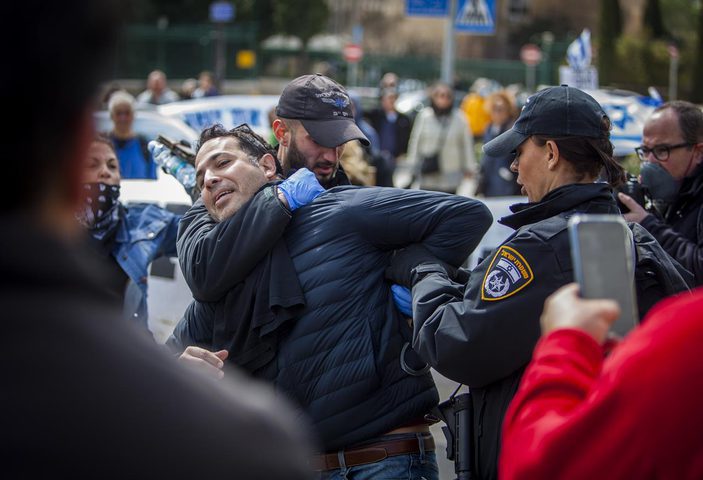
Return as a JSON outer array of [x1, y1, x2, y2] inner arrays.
[[409, 182, 620, 480], [172, 184, 493, 451], [641, 164, 703, 285]]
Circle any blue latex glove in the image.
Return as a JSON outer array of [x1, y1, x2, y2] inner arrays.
[[277, 168, 325, 211], [391, 284, 412, 317]]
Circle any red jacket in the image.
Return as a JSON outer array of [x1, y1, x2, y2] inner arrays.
[[500, 290, 703, 480]]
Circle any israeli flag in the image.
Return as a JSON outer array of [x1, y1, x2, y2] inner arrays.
[[567, 29, 592, 71]]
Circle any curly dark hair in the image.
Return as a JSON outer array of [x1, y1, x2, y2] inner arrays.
[[196, 123, 283, 175]]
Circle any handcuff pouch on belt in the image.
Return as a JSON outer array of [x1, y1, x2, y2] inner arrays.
[[426, 384, 474, 480]]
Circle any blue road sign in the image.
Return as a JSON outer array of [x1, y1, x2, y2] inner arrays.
[[455, 0, 496, 34], [209, 1, 235, 23], [406, 0, 449, 17]]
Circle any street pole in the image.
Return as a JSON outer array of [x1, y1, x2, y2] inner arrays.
[[526, 65, 536, 93], [347, 59, 358, 88], [215, 22, 226, 87], [669, 54, 679, 101], [441, 0, 457, 85], [347, 13, 363, 87], [156, 16, 168, 71], [209, 1, 235, 89]]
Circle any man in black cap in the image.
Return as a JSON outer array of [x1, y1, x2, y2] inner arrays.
[[169, 119, 492, 478], [175, 74, 370, 302], [385, 85, 687, 480], [169, 75, 491, 478], [272, 73, 370, 188]]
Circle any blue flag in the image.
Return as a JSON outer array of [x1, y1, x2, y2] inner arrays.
[[567, 29, 592, 71]]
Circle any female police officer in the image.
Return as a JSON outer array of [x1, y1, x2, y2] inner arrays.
[[387, 86, 629, 480]]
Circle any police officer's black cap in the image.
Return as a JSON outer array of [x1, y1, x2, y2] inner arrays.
[[483, 85, 607, 157], [275, 73, 370, 148]]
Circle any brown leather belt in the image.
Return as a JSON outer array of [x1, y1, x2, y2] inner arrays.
[[309, 435, 435, 472]]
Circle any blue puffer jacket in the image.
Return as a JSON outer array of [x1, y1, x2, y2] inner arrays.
[[113, 204, 180, 327], [171, 185, 493, 450], [278, 186, 492, 449]]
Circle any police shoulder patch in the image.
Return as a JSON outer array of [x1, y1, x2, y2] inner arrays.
[[481, 245, 534, 301]]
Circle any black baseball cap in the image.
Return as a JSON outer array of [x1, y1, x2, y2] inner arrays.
[[483, 85, 607, 157], [276, 74, 370, 148]]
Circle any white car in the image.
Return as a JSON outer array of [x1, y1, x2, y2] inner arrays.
[[157, 94, 280, 139], [94, 109, 198, 208], [582, 88, 661, 157], [94, 109, 199, 147]]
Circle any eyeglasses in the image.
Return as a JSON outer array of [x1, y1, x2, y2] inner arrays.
[[634, 142, 692, 162]]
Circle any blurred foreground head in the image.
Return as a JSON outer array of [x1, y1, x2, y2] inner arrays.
[[1, 0, 123, 222]]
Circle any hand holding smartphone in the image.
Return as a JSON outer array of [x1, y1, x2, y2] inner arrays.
[[568, 214, 639, 337]]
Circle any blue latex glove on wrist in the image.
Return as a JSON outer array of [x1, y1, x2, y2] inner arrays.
[[391, 284, 412, 317], [278, 168, 325, 211]]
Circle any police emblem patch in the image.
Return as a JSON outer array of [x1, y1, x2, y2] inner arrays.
[[481, 246, 534, 301]]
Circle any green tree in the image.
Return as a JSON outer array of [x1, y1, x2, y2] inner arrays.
[[271, 0, 329, 73], [598, 0, 622, 85], [645, 0, 668, 39], [126, 0, 211, 23], [272, 0, 328, 46], [126, 0, 327, 46], [692, 4, 703, 102]]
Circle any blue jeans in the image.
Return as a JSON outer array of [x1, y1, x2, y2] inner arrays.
[[314, 435, 439, 480]]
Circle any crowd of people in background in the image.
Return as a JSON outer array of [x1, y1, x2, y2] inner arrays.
[[6, 1, 703, 477], [100, 65, 530, 196]]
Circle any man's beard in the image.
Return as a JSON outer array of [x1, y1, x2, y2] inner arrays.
[[286, 141, 308, 172], [287, 139, 337, 189]]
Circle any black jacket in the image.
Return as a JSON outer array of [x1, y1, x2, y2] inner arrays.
[[641, 166, 703, 285], [366, 107, 412, 158], [171, 186, 492, 451], [176, 186, 293, 302], [0, 214, 312, 479], [475, 123, 522, 197], [408, 183, 682, 480]]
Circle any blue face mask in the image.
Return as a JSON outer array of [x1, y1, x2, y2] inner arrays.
[[639, 162, 680, 205]]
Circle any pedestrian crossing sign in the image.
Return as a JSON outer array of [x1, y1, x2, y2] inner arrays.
[[455, 0, 496, 35]]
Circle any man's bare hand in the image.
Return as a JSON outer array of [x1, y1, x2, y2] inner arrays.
[[179, 346, 228, 380], [618, 192, 650, 223], [540, 283, 620, 344]]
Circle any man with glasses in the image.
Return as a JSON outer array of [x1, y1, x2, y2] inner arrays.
[[168, 123, 492, 479], [618, 101, 703, 285]]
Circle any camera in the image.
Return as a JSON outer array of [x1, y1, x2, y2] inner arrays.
[[616, 173, 649, 213]]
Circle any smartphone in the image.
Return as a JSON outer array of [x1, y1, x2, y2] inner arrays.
[[568, 214, 639, 337]]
